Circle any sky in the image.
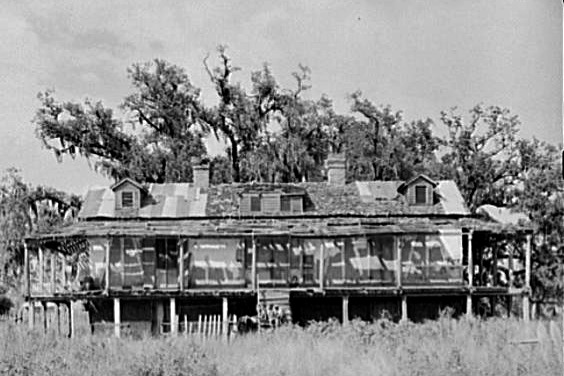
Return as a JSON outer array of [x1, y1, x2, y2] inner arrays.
[[0, 0, 562, 194]]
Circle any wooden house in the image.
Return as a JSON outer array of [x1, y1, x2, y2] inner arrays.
[[23, 156, 533, 337]]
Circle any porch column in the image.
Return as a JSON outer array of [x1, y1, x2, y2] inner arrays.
[[69, 301, 75, 339], [50, 253, 56, 294], [395, 235, 402, 288], [24, 242, 30, 298], [28, 300, 34, 330], [41, 301, 48, 333], [170, 298, 177, 335], [179, 240, 184, 291], [401, 295, 408, 322], [38, 247, 44, 293], [222, 297, 229, 339], [342, 296, 349, 326], [251, 236, 257, 291], [466, 231, 473, 317], [523, 234, 532, 322], [105, 241, 111, 294], [319, 242, 325, 290], [113, 298, 121, 338]]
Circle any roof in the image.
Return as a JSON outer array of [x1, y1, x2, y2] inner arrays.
[[476, 205, 530, 226], [78, 175, 470, 219], [397, 174, 438, 193]]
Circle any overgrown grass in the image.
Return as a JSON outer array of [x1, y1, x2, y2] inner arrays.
[[1, 317, 561, 375]]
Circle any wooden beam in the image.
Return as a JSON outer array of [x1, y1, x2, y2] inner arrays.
[[113, 298, 121, 338], [222, 297, 228, 340], [319, 241, 325, 290], [38, 247, 44, 293], [251, 236, 257, 291], [179, 240, 184, 291], [50, 252, 56, 294], [105, 240, 111, 294], [24, 242, 30, 298], [401, 295, 408, 322], [395, 235, 402, 288], [467, 232, 473, 287], [170, 297, 177, 335], [342, 296, 349, 326]]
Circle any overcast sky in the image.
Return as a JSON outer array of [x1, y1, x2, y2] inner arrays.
[[1, 0, 561, 194]]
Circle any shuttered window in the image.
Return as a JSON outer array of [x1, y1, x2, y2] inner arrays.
[[122, 191, 134, 207], [250, 195, 261, 212], [280, 195, 291, 212], [415, 185, 427, 204]]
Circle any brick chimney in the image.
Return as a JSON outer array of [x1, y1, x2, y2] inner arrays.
[[325, 153, 346, 185], [192, 158, 210, 189]]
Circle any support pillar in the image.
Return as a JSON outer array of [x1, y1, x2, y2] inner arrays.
[[179, 240, 184, 291], [41, 301, 48, 334], [342, 296, 349, 326], [113, 298, 121, 338], [69, 301, 75, 339], [401, 295, 408, 322], [395, 236, 402, 288], [105, 242, 111, 294], [523, 234, 532, 322], [39, 247, 44, 293], [50, 253, 56, 294], [57, 303, 61, 335], [170, 298, 177, 335], [28, 301, 34, 330], [319, 242, 325, 290], [222, 297, 228, 339], [251, 235, 257, 291], [24, 242, 30, 298], [466, 231, 474, 318]]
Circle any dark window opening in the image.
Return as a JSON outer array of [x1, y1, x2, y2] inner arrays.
[[250, 195, 261, 212], [280, 196, 291, 212], [122, 191, 134, 207], [415, 185, 427, 204]]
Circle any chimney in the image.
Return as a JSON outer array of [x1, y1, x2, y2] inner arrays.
[[325, 153, 346, 185], [192, 157, 210, 189]]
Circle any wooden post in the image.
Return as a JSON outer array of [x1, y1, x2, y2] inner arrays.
[[105, 241, 111, 294], [24, 242, 30, 298], [61, 255, 67, 291], [28, 301, 34, 330], [57, 303, 61, 335], [50, 253, 56, 294], [184, 315, 188, 337], [222, 297, 228, 339], [179, 240, 184, 291], [467, 232, 474, 287], [69, 301, 75, 339], [342, 296, 349, 326], [39, 247, 44, 293], [319, 241, 325, 290], [251, 235, 257, 291], [523, 234, 532, 322], [395, 235, 402, 287], [401, 295, 408, 322], [113, 298, 121, 338], [198, 315, 203, 340], [466, 231, 473, 318], [42, 302, 48, 334], [170, 298, 177, 335]]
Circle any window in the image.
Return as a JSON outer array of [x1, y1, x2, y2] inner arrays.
[[280, 196, 291, 212], [250, 195, 261, 212], [122, 191, 134, 208], [415, 185, 427, 204]]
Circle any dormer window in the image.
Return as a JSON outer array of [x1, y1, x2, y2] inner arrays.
[[250, 195, 261, 212], [415, 185, 427, 205], [122, 191, 134, 208], [240, 191, 305, 214], [397, 174, 438, 207]]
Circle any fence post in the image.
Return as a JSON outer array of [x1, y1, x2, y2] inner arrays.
[[222, 297, 229, 340]]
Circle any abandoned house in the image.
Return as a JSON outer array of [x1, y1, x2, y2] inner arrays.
[[23, 155, 533, 337]]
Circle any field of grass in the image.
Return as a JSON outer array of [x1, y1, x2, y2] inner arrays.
[[0, 317, 562, 376]]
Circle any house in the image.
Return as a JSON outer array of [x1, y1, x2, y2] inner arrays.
[[23, 155, 533, 337]]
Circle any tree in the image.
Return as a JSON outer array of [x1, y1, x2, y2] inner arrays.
[[346, 92, 440, 181], [437, 105, 521, 211], [34, 60, 210, 183]]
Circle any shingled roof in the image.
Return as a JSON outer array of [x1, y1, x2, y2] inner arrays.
[[78, 175, 470, 219]]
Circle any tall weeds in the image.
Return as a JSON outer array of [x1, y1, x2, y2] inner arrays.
[[0, 317, 561, 375]]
